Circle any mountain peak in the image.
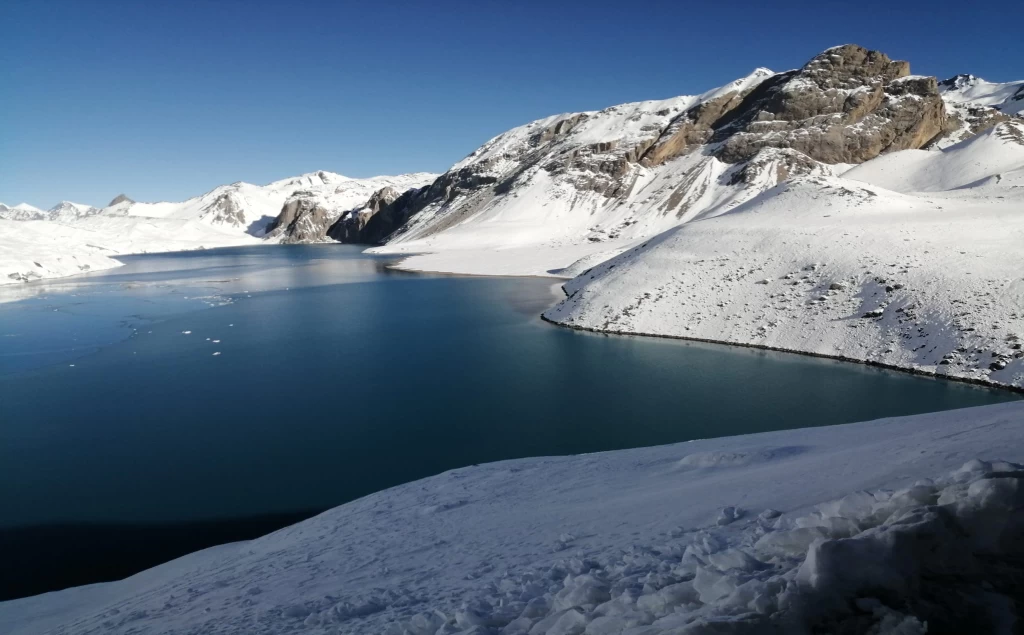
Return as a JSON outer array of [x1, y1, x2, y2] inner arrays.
[[108, 194, 134, 206], [940, 73, 979, 91]]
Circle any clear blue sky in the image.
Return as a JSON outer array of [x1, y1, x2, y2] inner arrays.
[[2, 0, 1021, 209]]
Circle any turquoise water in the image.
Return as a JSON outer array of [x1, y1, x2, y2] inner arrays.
[[0, 244, 1016, 530]]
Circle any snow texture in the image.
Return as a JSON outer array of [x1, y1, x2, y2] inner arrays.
[[3, 401, 1024, 634], [545, 122, 1024, 389], [0, 172, 436, 287], [940, 74, 1024, 116], [370, 69, 802, 275]]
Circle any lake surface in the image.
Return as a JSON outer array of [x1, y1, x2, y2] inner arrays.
[[0, 245, 1017, 598]]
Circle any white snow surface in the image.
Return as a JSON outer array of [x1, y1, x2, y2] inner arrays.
[[0, 217, 259, 285], [544, 122, 1024, 389], [372, 70, 795, 275], [0, 203, 47, 221], [940, 74, 1024, 116], [0, 172, 436, 286], [112, 171, 435, 235], [3, 401, 1024, 634]]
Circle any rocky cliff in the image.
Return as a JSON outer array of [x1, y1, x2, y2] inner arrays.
[[263, 173, 437, 243]]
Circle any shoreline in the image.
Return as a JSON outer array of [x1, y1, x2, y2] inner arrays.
[[540, 314, 1024, 396]]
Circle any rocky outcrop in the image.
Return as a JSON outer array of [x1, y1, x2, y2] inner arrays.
[[108, 194, 134, 206], [260, 173, 438, 243], [641, 86, 764, 167], [327, 186, 404, 243], [727, 147, 823, 186], [714, 45, 946, 163], [201, 192, 247, 227], [264, 193, 335, 243]]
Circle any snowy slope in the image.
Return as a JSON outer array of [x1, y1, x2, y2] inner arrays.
[[545, 122, 1024, 389], [368, 46, 974, 275], [0, 203, 46, 221], [940, 73, 1024, 116], [844, 119, 1024, 191], [0, 172, 436, 286], [0, 216, 260, 285], [374, 71, 781, 260], [3, 401, 1024, 634], [0, 220, 126, 282], [45, 201, 98, 221], [105, 171, 437, 235], [368, 67, 882, 275]]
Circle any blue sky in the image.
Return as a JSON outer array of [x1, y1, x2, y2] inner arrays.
[[2, 0, 1021, 209]]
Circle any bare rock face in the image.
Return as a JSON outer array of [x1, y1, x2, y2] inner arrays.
[[108, 194, 134, 206], [202, 192, 247, 227], [640, 90, 750, 167], [714, 45, 946, 163], [264, 193, 335, 244], [327, 186, 405, 243], [727, 147, 823, 186]]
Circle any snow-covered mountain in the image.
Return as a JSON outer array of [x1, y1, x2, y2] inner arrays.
[[261, 172, 437, 243], [0, 171, 436, 286], [931, 73, 1024, 147], [543, 120, 1024, 389], [92, 171, 436, 237], [940, 73, 1024, 116], [340, 45, 1009, 276], [0, 203, 46, 221]]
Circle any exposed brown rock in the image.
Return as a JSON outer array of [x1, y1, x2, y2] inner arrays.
[[714, 45, 946, 164], [265, 193, 334, 243]]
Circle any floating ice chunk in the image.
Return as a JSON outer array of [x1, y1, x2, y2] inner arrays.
[[212, 352, 221, 356], [706, 548, 766, 572], [693, 566, 738, 604], [181, 330, 192, 334], [542, 608, 588, 635], [754, 526, 830, 558], [716, 506, 743, 526], [553, 575, 610, 612], [635, 580, 698, 616]]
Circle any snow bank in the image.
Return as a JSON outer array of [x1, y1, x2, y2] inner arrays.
[[0, 217, 259, 288], [545, 125, 1024, 389], [843, 121, 1024, 192], [0, 220, 126, 284], [3, 401, 1024, 634], [416, 457, 1024, 634]]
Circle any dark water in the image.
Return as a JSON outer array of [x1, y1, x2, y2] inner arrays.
[[0, 244, 1017, 598]]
